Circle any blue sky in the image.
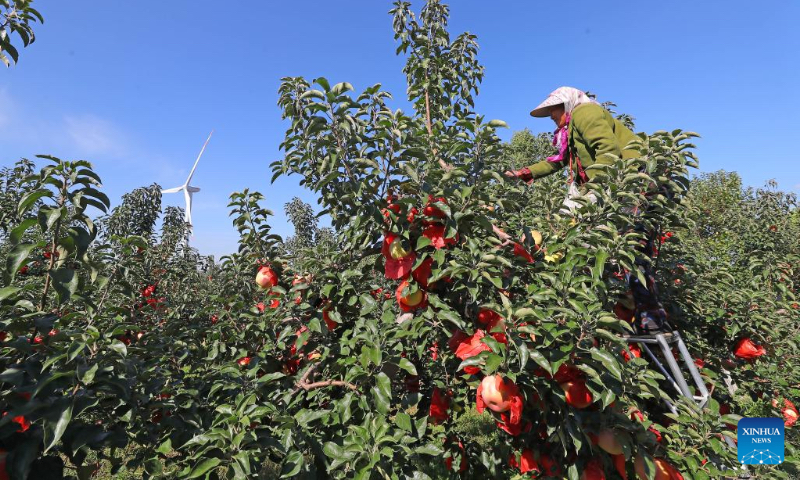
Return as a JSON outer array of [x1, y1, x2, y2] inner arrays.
[[1, 1, 798, 258]]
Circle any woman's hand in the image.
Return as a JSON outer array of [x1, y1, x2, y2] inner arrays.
[[504, 168, 533, 184]]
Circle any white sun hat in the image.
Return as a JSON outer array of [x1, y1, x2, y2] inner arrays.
[[530, 87, 596, 117], [530, 92, 565, 117]]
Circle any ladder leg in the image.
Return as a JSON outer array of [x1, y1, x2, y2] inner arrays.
[[656, 334, 693, 399], [638, 342, 680, 414], [674, 332, 710, 407], [662, 396, 678, 415], [640, 343, 683, 396]]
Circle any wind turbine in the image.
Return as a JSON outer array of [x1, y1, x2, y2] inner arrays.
[[161, 131, 213, 232]]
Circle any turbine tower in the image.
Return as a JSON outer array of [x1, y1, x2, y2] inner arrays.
[[161, 131, 213, 232]]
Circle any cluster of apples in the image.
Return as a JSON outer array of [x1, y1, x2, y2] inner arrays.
[[381, 193, 458, 312]]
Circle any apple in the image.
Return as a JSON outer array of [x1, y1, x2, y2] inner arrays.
[[561, 380, 593, 408], [389, 238, 411, 259], [477, 309, 504, 330], [509, 448, 539, 474], [522, 230, 543, 247], [597, 429, 624, 455], [580, 459, 606, 480], [733, 337, 766, 360], [396, 280, 426, 311], [255, 266, 278, 289], [478, 375, 520, 413], [615, 302, 635, 322], [784, 406, 798, 427], [539, 454, 561, 477], [635, 456, 680, 480], [612, 454, 628, 480]]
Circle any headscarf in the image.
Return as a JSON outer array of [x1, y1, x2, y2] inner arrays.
[[548, 86, 597, 115], [545, 87, 598, 163]]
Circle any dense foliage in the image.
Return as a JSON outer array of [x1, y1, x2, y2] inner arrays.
[[1, 1, 798, 479]]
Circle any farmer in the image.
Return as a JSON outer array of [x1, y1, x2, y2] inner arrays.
[[500, 86, 669, 333], [505, 86, 639, 212]]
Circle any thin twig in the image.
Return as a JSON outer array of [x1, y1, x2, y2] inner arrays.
[[292, 363, 360, 394], [299, 379, 359, 392], [39, 175, 66, 312]]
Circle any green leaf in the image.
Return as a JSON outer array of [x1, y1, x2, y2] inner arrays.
[[315, 77, 331, 92], [78, 363, 98, 385], [359, 293, 377, 315], [5, 243, 36, 284], [80, 187, 111, 210], [77, 168, 103, 185], [37, 206, 62, 233], [415, 443, 443, 456], [416, 236, 432, 250], [323, 442, 344, 459], [398, 358, 417, 375], [514, 307, 537, 319], [372, 372, 392, 415], [186, 458, 221, 479], [156, 438, 172, 454], [17, 189, 52, 216], [590, 347, 622, 381], [10, 218, 37, 245], [395, 412, 412, 432], [108, 339, 128, 357], [6, 439, 37, 480], [567, 463, 579, 480], [0, 286, 20, 302], [280, 451, 303, 478], [528, 349, 552, 376], [592, 250, 609, 281], [50, 268, 78, 304], [295, 409, 330, 426], [144, 459, 163, 476], [515, 339, 529, 371], [483, 353, 503, 374], [43, 402, 73, 453]]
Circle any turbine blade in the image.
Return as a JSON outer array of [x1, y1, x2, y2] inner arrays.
[[161, 186, 184, 194], [185, 130, 213, 185]]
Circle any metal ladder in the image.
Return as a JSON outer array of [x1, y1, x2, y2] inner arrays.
[[623, 330, 709, 413], [623, 330, 741, 456]]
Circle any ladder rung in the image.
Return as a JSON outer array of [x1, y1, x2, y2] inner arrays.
[[622, 332, 677, 344]]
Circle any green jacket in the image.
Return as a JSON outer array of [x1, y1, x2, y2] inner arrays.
[[527, 103, 639, 181]]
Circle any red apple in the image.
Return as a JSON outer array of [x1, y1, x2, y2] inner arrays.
[[561, 380, 593, 409], [635, 456, 681, 480], [580, 458, 606, 480], [396, 280, 427, 312], [478, 375, 519, 413], [597, 429, 624, 455], [255, 266, 278, 289]]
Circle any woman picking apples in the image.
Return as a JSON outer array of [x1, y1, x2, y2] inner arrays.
[[505, 86, 639, 213], [505, 86, 670, 333]]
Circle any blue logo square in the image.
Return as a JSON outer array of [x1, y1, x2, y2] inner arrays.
[[737, 417, 784, 465]]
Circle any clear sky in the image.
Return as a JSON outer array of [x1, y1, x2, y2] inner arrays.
[[1, 1, 798, 258]]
